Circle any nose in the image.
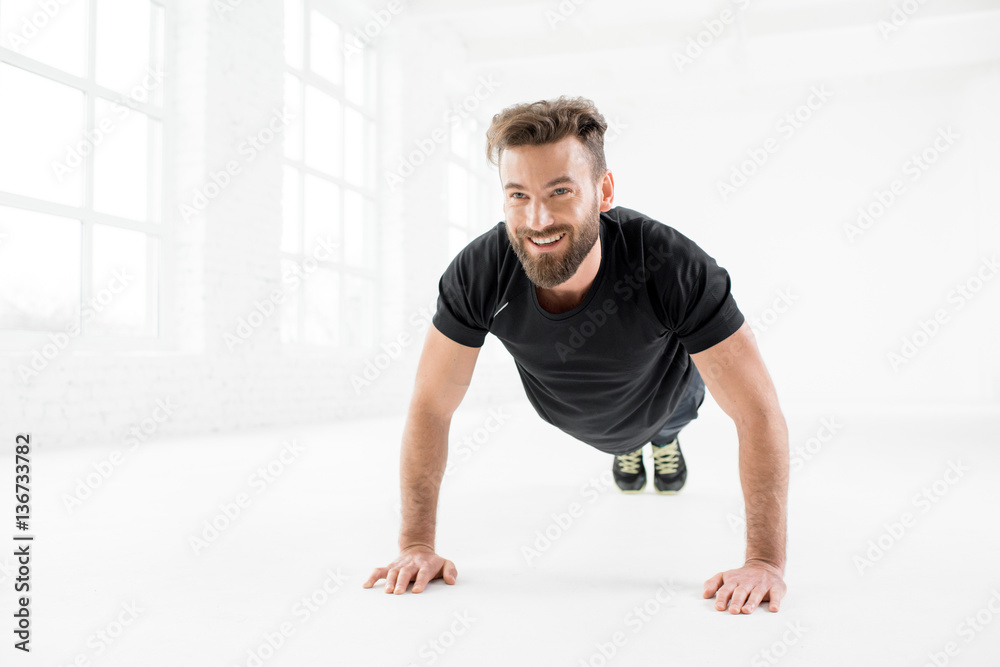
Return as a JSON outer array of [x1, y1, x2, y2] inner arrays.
[[525, 200, 556, 234]]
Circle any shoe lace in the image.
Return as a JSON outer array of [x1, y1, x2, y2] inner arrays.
[[652, 441, 680, 475], [616, 449, 643, 475]]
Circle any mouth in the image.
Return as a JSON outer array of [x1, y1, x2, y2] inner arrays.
[[527, 232, 566, 251]]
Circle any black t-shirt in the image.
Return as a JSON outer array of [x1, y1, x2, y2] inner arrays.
[[431, 205, 745, 455]]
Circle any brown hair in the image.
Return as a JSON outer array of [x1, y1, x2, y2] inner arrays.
[[485, 96, 608, 185]]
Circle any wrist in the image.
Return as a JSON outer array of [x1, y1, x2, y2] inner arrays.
[[745, 556, 784, 574], [400, 542, 435, 553]]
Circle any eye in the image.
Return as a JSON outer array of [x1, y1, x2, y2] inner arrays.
[[554, 188, 569, 195], [510, 192, 526, 199]]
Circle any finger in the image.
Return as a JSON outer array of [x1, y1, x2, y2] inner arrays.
[[393, 566, 417, 594], [714, 583, 736, 611], [742, 587, 767, 614], [703, 572, 723, 599], [363, 567, 387, 588], [767, 583, 786, 612], [728, 585, 751, 614], [384, 568, 398, 593], [412, 567, 434, 594], [442, 560, 458, 585]]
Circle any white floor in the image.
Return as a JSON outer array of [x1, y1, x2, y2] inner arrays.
[[7, 400, 1000, 666]]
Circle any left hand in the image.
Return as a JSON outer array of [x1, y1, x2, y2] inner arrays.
[[703, 559, 786, 614]]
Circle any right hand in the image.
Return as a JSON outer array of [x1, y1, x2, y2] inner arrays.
[[362, 546, 458, 594]]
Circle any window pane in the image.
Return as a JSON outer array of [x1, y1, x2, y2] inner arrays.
[[450, 118, 467, 159], [310, 11, 342, 85], [90, 224, 154, 336], [279, 258, 299, 343], [284, 0, 303, 69], [0, 0, 88, 77], [448, 163, 467, 225], [303, 174, 339, 259], [303, 267, 338, 345], [344, 47, 364, 105], [342, 275, 374, 348], [304, 85, 341, 177], [150, 3, 165, 105], [0, 207, 80, 331], [283, 72, 303, 161], [282, 166, 301, 253], [93, 98, 149, 221], [149, 118, 162, 222], [344, 107, 364, 187], [0, 63, 84, 205], [366, 117, 376, 189], [95, 0, 152, 95], [343, 190, 373, 269]]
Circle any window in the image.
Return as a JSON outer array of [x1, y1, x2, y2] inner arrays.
[[447, 115, 499, 258], [282, 0, 378, 349], [0, 0, 165, 346]]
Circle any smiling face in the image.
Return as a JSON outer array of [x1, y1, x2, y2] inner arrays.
[[500, 135, 604, 289]]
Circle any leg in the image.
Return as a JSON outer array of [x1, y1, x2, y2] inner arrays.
[[649, 364, 705, 493], [651, 364, 706, 446]]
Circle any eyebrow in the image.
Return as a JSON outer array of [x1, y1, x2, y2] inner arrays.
[[503, 175, 577, 191]]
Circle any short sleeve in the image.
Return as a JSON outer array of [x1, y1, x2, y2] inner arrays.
[[645, 222, 745, 354], [430, 240, 492, 348]]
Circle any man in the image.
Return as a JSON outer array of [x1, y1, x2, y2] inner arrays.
[[363, 96, 789, 614]]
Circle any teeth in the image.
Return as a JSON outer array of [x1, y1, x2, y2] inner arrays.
[[531, 232, 565, 246]]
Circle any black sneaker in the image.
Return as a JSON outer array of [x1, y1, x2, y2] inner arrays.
[[651, 438, 687, 494], [612, 446, 646, 493]]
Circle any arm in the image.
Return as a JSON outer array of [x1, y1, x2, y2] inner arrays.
[[363, 322, 480, 594], [689, 320, 789, 613], [398, 322, 481, 551]]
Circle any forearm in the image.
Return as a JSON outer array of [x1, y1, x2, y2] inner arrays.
[[737, 414, 789, 572], [398, 408, 451, 551]]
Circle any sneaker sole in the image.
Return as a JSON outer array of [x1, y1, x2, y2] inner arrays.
[[615, 480, 646, 494]]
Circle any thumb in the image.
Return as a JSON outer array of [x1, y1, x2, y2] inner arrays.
[[442, 560, 458, 584]]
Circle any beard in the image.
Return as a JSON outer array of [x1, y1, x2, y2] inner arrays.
[[507, 206, 600, 290]]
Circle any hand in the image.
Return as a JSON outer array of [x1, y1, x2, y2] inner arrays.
[[362, 545, 458, 594], [703, 559, 786, 614]]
